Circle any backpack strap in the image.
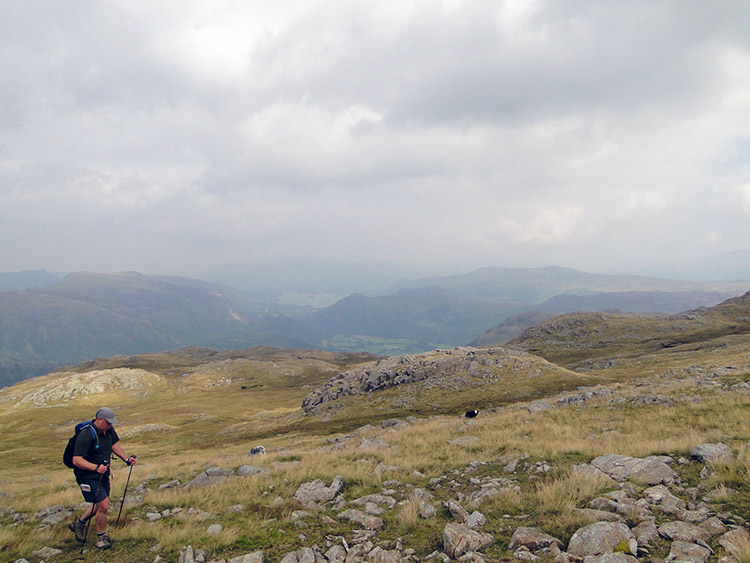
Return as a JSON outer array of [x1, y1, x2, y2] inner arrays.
[[77, 421, 100, 451], [86, 424, 100, 451]]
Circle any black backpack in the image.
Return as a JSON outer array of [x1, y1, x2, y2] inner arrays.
[[63, 420, 100, 468]]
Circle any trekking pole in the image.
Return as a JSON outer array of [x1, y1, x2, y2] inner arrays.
[[81, 460, 109, 554], [115, 455, 136, 527]]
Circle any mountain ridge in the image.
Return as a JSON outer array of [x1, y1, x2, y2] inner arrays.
[[0, 266, 747, 387]]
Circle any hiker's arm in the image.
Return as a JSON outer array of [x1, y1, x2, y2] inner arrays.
[[112, 443, 136, 465], [72, 455, 108, 473]]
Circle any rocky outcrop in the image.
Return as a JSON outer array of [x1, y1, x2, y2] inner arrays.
[[302, 347, 537, 414]]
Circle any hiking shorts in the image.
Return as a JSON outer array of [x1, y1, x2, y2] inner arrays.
[[77, 475, 111, 503]]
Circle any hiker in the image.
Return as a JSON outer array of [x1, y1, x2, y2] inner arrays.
[[68, 407, 136, 550]]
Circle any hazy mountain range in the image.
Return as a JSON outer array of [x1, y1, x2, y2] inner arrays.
[[0, 262, 748, 387]]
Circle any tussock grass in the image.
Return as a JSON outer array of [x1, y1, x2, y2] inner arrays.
[[396, 498, 421, 532], [534, 469, 613, 515], [1, 338, 748, 561], [726, 532, 750, 563]]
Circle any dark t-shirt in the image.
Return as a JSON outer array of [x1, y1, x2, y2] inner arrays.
[[72, 423, 119, 479]]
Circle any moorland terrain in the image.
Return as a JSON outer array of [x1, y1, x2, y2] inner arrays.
[[1, 266, 747, 388], [0, 291, 748, 562]]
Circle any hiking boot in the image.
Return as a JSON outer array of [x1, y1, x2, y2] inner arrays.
[[96, 534, 112, 550], [68, 519, 86, 542]]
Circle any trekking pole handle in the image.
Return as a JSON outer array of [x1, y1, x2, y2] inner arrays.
[[125, 454, 137, 466]]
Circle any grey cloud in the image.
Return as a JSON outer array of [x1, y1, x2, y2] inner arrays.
[[1, 1, 749, 276], [245, 1, 742, 127]]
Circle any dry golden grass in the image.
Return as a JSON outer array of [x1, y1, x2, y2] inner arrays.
[[534, 469, 614, 515], [0, 335, 748, 561], [726, 532, 750, 563], [396, 498, 421, 532]]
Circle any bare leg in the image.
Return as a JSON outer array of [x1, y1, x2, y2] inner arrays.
[[94, 497, 109, 534]]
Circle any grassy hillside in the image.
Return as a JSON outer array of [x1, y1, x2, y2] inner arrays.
[[309, 288, 533, 353], [510, 290, 750, 370], [0, 272, 317, 387], [0, 291, 748, 561]]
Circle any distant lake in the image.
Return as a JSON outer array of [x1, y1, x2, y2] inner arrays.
[[278, 292, 347, 308]]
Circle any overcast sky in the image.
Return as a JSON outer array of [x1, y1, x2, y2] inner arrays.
[[1, 0, 749, 278]]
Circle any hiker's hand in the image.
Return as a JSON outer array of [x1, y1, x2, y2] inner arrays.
[[126, 456, 137, 466], [96, 463, 108, 474]]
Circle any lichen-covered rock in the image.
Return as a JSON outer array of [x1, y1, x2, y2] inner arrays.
[[337, 509, 384, 530], [237, 465, 266, 477], [718, 528, 750, 553], [567, 522, 636, 557], [228, 552, 265, 563], [689, 443, 734, 463], [590, 454, 677, 485], [443, 523, 494, 559], [293, 476, 344, 508], [582, 554, 639, 563], [184, 466, 233, 489], [658, 521, 711, 544], [508, 527, 563, 552], [665, 541, 712, 563], [279, 547, 326, 563]]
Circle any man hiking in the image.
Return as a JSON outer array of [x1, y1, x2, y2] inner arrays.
[[68, 407, 136, 550]]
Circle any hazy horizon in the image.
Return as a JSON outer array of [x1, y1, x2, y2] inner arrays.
[[2, 2, 750, 278]]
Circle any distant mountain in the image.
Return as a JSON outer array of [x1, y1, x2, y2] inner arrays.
[[634, 248, 750, 281], [470, 311, 557, 347], [0, 270, 63, 292], [202, 256, 413, 296], [0, 272, 315, 387], [470, 290, 737, 347], [1, 265, 747, 387], [308, 287, 528, 353], [405, 266, 748, 302]]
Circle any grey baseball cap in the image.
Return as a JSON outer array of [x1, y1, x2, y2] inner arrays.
[[96, 407, 118, 425]]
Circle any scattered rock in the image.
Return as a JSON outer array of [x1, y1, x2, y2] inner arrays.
[[665, 540, 712, 563], [32, 547, 62, 559], [443, 523, 494, 559], [525, 400, 552, 413], [590, 454, 677, 485], [227, 552, 265, 563], [185, 467, 233, 489], [583, 554, 639, 563], [718, 528, 750, 553], [567, 522, 636, 558], [443, 500, 470, 522], [337, 509, 384, 530], [237, 465, 266, 477], [658, 521, 711, 544], [358, 438, 391, 449], [508, 526, 563, 552], [279, 547, 325, 562], [448, 436, 479, 445], [381, 418, 409, 429], [293, 476, 344, 508], [689, 443, 734, 464]]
